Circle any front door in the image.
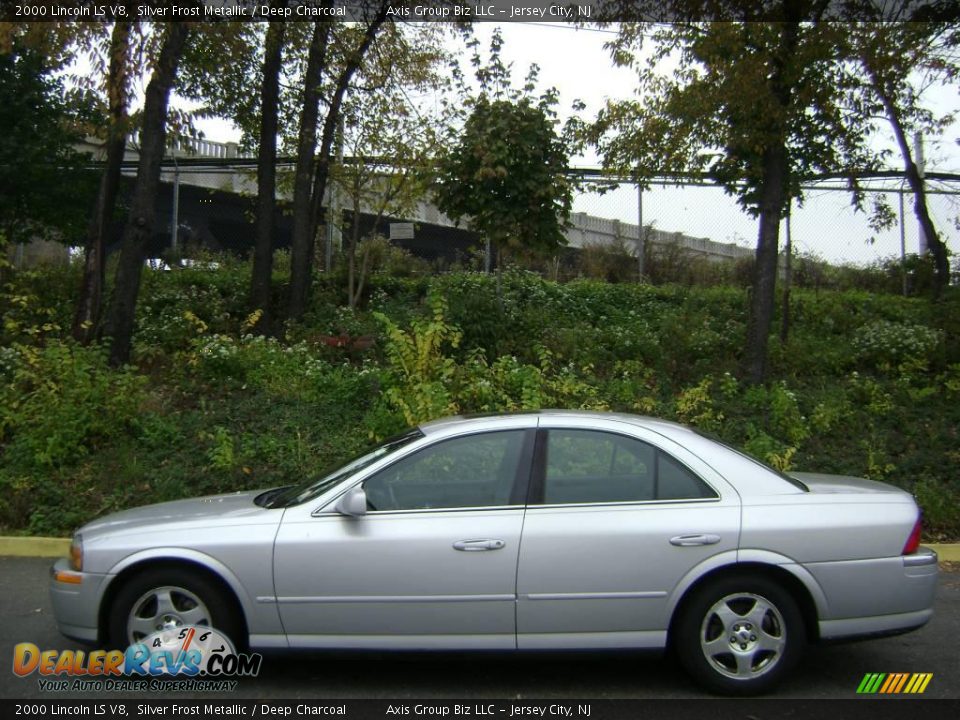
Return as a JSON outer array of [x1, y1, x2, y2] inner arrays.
[[273, 429, 534, 649]]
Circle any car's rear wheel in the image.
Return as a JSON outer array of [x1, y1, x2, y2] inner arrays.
[[108, 567, 242, 649], [675, 574, 805, 695]]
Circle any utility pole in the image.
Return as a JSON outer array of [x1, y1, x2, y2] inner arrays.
[[170, 149, 180, 255], [914, 133, 928, 255], [899, 184, 907, 296], [636, 183, 645, 281], [326, 116, 344, 273], [780, 204, 792, 344]]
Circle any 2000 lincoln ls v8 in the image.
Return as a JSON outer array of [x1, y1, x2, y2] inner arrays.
[[50, 411, 937, 694]]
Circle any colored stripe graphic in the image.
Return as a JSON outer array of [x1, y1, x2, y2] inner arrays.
[[857, 673, 932, 694], [856, 673, 885, 693]]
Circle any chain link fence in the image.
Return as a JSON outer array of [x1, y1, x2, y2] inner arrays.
[[570, 174, 960, 289]]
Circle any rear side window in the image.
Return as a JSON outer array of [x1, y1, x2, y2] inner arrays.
[[658, 452, 715, 500], [543, 430, 716, 505]]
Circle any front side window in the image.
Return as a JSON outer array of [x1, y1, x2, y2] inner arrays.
[[543, 429, 716, 505], [363, 430, 527, 511], [265, 429, 423, 508]]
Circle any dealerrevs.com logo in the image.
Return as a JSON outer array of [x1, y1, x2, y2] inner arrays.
[[13, 626, 262, 692]]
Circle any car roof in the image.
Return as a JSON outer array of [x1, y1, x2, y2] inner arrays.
[[418, 410, 690, 437], [417, 411, 804, 496]]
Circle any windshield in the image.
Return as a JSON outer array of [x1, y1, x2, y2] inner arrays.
[[263, 428, 424, 508]]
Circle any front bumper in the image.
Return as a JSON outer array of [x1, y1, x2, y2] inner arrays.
[[49, 558, 109, 644]]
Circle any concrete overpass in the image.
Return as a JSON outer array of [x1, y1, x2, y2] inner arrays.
[[32, 134, 752, 268]]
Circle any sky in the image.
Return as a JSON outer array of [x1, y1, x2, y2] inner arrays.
[[188, 21, 960, 265]]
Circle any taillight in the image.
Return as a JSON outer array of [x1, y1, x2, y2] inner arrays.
[[902, 516, 922, 555]]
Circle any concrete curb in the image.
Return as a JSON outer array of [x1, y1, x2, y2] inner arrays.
[[1, 535, 959, 562], [0, 536, 70, 558]]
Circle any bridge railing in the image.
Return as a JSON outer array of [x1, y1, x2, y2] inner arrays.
[[127, 131, 250, 159]]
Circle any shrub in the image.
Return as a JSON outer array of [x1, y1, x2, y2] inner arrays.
[[852, 320, 943, 368], [374, 293, 462, 427], [0, 341, 146, 469]]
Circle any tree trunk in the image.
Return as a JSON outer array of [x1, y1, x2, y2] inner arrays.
[[348, 195, 361, 309], [249, 19, 286, 333], [743, 146, 788, 384], [874, 83, 950, 297], [72, 20, 131, 344], [286, 21, 331, 323], [289, 7, 390, 320], [105, 23, 189, 366], [741, 17, 800, 385], [308, 13, 388, 237]]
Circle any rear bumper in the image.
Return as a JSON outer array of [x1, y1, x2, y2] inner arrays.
[[819, 608, 933, 641], [812, 548, 938, 641]]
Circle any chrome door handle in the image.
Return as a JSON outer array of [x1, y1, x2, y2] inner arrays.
[[670, 534, 721, 547], [453, 539, 505, 551]]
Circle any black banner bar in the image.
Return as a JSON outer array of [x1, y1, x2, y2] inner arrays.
[[2, 700, 960, 720], [6, 0, 953, 24]]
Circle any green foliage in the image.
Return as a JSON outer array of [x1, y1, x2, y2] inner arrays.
[[435, 30, 573, 259], [914, 478, 959, 539], [0, 341, 145, 469], [852, 320, 943, 369], [0, 36, 95, 244], [594, 16, 878, 214], [1, 261, 959, 538], [675, 378, 724, 433], [373, 291, 608, 432], [134, 255, 251, 356], [374, 294, 461, 427], [202, 426, 237, 473]]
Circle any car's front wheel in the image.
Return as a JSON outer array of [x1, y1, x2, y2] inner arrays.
[[674, 574, 805, 695], [108, 567, 242, 649]]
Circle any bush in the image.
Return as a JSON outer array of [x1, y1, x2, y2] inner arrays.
[[1, 260, 958, 538], [852, 320, 943, 369], [0, 341, 146, 469]]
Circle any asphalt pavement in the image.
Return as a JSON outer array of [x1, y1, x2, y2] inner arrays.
[[1, 556, 958, 701]]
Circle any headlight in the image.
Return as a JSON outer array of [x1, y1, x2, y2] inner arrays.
[[69, 533, 83, 571]]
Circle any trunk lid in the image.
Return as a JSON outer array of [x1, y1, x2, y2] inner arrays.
[[789, 472, 910, 495]]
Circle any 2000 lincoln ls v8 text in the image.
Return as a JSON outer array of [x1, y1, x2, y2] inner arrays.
[[50, 411, 937, 694]]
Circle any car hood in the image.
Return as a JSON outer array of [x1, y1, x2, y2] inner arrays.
[[79, 490, 273, 539], [789, 472, 909, 495]]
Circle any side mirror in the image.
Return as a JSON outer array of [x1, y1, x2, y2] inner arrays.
[[334, 487, 367, 517]]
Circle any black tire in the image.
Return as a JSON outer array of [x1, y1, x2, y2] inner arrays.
[[674, 574, 805, 696], [108, 567, 243, 650]]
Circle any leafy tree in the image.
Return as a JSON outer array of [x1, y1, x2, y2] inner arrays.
[[0, 31, 92, 253], [250, 19, 287, 332], [176, 10, 451, 326], [329, 23, 451, 308], [287, 8, 391, 323], [177, 19, 284, 330], [105, 23, 191, 366], [434, 31, 574, 271], [843, 16, 959, 297], [592, 3, 880, 384]]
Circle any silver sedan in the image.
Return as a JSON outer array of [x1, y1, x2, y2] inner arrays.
[[50, 411, 938, 694]]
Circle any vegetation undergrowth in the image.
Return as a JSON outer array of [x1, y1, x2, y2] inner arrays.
[[2, 258, 958, 539]]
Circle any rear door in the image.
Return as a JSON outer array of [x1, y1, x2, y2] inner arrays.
[[516, 420, 740, 649]]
